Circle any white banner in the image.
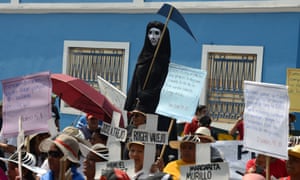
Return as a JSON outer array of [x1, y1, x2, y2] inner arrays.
[[97, 76, 128, 126], [243, 81, 289, 159]]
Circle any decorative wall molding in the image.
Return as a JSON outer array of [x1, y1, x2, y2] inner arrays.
[[1, 1, 300, 14]]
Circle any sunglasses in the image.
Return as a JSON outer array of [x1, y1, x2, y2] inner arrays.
[[48, 150, 63, 158]]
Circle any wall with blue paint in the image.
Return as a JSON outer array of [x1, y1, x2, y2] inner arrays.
[[0, 12, 299, 129]]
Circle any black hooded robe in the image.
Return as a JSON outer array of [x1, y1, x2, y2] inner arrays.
[[124, 21, 178, 164]]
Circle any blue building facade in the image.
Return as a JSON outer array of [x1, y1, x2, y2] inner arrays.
[[0, 0, 299, 129]]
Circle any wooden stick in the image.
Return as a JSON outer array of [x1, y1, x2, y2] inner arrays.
[[265, 156, 270, 180], [159, 119, 174, 159], [142, 6, 174, 90], [59, 157, 67, 180]]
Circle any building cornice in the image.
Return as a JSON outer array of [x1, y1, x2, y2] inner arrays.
[[0, 1, 300, 14]]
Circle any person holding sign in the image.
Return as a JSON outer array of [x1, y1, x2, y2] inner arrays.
[[127, 141, 163, 179], [194, 127, 224, 162], [122, 104, 147, 160], [127, 141, 146, 179], [82, 143, 109, 180], [245, 154, 287, 179], [280, 145, 300, 180], [163, 135, 202, 180]]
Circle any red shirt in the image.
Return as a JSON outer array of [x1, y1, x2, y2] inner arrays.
[[246, 158, 288, 179], [236, 120, 244, 140], [183, 116, 199, 135]]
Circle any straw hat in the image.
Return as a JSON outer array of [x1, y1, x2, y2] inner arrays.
[[194, 127, 215, 142], [126, 141, 145, 150], [0, 151, 47, 174], [130, 98, 146, 117], [289, 144, 300, 159], [39, 134, 80, 164], [169, 135, 201, 149], [79, 143, 109, 161], [62, 126, 92, 147]]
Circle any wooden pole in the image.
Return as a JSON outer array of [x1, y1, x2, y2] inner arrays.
[[18, 117, 23, 179], [265, 156, 270, 180], [59, 157, 67, 180], [142, 6, 174, 90], [159, 119, 174, 159]]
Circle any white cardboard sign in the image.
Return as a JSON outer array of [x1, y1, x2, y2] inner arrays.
[[243, 81, 289, 159], [180, 162, 229, 180], [131, 129, 168, 145]]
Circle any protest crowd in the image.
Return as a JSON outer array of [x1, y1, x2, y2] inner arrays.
[[0, 96, 299, 180], [0, 13, 300, 180]]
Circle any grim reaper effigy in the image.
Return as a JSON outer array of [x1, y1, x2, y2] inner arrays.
[[124, 21, 178, 163]]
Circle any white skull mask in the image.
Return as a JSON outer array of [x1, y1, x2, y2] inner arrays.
[[148, 27, 161, 46]]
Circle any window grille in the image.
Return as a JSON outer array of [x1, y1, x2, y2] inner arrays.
[[207, 53, 256, 121], [201, 45, 263, 122], [67, 47, 124, 91], [62, 40, 129, 115]]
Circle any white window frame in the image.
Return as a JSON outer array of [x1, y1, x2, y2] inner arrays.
[[61, 40, 129, 115], [200, 44, 264, 105]]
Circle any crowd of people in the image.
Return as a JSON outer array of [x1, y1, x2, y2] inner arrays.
[[0, 101, 298, 180]]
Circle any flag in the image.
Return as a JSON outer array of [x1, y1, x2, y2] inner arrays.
[[157, 3, 197, 41]]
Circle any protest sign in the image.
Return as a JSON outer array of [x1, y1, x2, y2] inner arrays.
[[97, 75, 128, 126], [101, 121, 127, 142], [156, 63, 207, 122], [105, 111, 123, 161], [2, 72, 52, 138], [286, 68, 300, 112], [180, 162, 229, 180], [142, 114, 159, 175], [131, 129, 168, 145], [95, 159, 134, 179], [243, 81, 289, 159]]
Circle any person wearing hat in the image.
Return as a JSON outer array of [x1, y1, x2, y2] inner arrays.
[[39, 134, 84, 180], [80, 143, 109, 180], [0, 151, 45, 180], [127, 140, 166, 180], [127, 141, 146, 179], [163, 135, 202, 180], [79, 113, 101, 141], [280, 145, 300, 180], [122, 105, 147, 160], [25, 132, 51, 167], [194, 126, 224, 163]]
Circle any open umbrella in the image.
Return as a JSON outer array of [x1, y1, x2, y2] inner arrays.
[[51, 73, 124, 127]]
